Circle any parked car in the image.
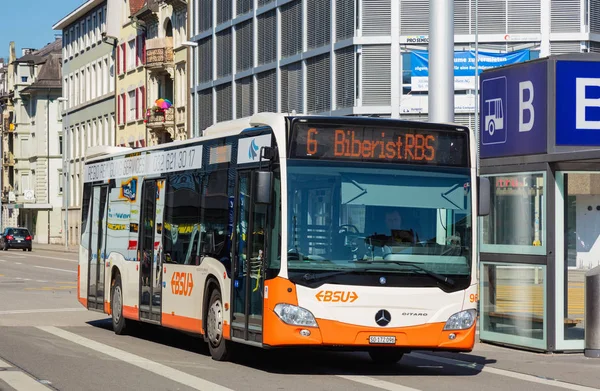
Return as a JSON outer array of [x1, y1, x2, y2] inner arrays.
[[0, 227, 32, 251]]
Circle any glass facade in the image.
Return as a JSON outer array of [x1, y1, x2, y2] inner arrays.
[[480, 262, 546, 350], [480, 172, 545, 254]]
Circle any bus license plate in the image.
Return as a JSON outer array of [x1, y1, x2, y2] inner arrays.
[[369, 336, 396, 344]]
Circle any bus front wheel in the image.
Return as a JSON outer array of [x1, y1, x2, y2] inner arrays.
[[111, 274, 127, 335], [206, 287, 231, 361]]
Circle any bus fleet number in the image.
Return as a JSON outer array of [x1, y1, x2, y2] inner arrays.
[[171, 272, 194, 296]]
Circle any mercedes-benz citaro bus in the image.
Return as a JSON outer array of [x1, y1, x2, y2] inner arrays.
[[78, 113, 490, 364]]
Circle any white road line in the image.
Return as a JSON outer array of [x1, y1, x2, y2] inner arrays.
[[15, 262, 21, 265], [38, 326, 235, 391], [31, 254, 78, 262], [36, 280, 48, 283], [0, 371, 52, 390], [0, 308, 85, 315], [410, 352, 599, 391], [0, 259, 5, 262], [337, 375, 421, 391], [0, 358, 10, 368], [33, 266, 76, 274]]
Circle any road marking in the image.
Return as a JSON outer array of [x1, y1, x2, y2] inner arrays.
[[0, 358, 10, 368], [33, 266, 76, 274], [410, 352, 599, 391], [0, 259, 5, 262], [337, 375, 421, 391], [15, 262, 21, 265], [31, 254, 78, 263], [0, 371, 52, 390], [36, 280, 48, 283], [38, 326, 235, 391], [0, 308, 85, 315]]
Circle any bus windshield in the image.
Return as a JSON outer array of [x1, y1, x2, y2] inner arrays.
[[286, 160, 472, 287]]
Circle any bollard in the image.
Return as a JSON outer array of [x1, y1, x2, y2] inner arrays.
[[584, 265, 600, 358]]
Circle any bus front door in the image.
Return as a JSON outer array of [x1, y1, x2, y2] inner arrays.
[[138, 179, 166, 324], [88, 186, 108, 312], [232, 171, 268, 343]]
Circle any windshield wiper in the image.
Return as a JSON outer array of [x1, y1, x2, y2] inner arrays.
[[300, 270, 364, 283], [355, 260, 455, 287]]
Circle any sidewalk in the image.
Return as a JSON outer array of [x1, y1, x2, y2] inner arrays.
[[33, 243, 78, 254], [426, 340, 600, 390]]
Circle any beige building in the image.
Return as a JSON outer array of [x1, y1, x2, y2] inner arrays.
[[115, 0, 148, 148], [132, 0, 188, 145]]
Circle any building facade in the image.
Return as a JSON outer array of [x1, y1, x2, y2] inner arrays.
[[187, 0, 600, 135], [0, 43, 17, 230], [133, 0, 189, 146], [1, 39, 64, 244], [53, 0, 117, 246], [115, 0, 148, 148]]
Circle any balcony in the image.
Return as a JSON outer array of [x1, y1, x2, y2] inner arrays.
[[146, 107, 175, 128], [146, 37, 174, 68], [3, 152, 14, 166], [2, 118, 13, 132]]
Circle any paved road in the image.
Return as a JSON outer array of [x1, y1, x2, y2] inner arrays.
[[0, 248, 598, 391]]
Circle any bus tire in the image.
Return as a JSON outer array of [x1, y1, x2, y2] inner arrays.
[[111, 274, 127, 335], [206, 287, 231, 361], [368, 349, 404, 365]]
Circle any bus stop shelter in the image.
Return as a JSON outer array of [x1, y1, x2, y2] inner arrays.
[[478, 53, 600, 352]]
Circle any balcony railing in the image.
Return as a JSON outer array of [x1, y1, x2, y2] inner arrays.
[[146, 107, 175, 127], [146, 37, 174, 67]]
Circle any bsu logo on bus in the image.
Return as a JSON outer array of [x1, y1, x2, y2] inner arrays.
[[248, 139, 259, 160]]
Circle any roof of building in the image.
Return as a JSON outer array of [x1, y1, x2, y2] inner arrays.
[[15, 38, 62, 65], [21, 53, 62, 93], [53, 0, 105, 31]]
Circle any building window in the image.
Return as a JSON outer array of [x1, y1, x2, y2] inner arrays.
[[128, 39, 136, 70], [480, 172, 546, 254], [59, 135, 63, 155], [128, 90, 136, 122], [59, 171, 63, 193]]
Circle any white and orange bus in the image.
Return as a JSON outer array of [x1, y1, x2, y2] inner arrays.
[[78, 113, 490, 363]]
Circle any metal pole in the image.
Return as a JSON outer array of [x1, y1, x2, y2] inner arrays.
[[428, 0, 454, 123]]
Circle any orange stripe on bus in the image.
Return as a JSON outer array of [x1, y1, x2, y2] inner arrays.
[[104, 301, 111, 315], [79, 297, 88, 308], [123, 305, 139, 321], [317, 318, 476, 350], [222, 321, 230, 340], [162, 313, 203, 334]]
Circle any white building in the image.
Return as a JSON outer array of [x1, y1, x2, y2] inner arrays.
[[9, 39, 64, 244], [187, 0, 600, 134], [53, 0, 116, 245]]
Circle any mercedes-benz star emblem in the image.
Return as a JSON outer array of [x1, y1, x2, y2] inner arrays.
[[375, 309, 391, 326], [379, 276, 387, 285]]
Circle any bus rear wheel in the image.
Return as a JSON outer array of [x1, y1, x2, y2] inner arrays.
[[368, 349, 404, 365], [111, 274, 127, 335], [206, 288, 231, 361]]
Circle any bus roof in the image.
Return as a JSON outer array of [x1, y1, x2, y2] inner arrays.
[[84, 112, 471, 164]]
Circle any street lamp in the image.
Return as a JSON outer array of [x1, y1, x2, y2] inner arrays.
[[181, 41, 198, 138], [57, 97, 68, 250]]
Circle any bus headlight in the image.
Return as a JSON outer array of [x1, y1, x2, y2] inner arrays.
[[274, 303, 318, 327], [443, 309, 477, 330]]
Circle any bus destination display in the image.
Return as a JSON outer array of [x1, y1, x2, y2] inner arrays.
[[289, 124, 468, 166]]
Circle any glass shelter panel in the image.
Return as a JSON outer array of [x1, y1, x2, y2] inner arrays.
[[479, 262, 547, 350], [480, 172, 545, 254], [561, 173, 600, 343]]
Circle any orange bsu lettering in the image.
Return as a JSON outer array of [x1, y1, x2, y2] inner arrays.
[[316, 290, 358, 303], [171, 272, 194, 296]]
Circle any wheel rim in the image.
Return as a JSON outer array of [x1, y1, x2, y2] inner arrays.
[[207, 297, 223, 347], [113, 285, 122, 324]]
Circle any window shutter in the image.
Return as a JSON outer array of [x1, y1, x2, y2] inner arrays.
[[123, 93, 126, 123], [142, 33, 146, 64], [122, 43, 126, 72], [141, 86, 146, 115], [117, 94, 121, 124], [136, 36, 140, 66], [135, 89, 139, 119], [117, 45, 121, 75]]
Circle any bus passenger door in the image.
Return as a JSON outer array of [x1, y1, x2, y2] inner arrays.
[[232, 171, 268, 343], [138, 179, 166, 323], [88, 185, 108, 312]]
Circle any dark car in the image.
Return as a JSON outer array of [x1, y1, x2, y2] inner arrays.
[[0, 227, 32, 251]]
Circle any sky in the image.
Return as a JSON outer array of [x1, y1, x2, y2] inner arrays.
[[0, 0, 84, 61]]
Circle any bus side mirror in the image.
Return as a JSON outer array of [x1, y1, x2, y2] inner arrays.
[[477, 177, 490, 216], [254, 171, 273, 204]]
